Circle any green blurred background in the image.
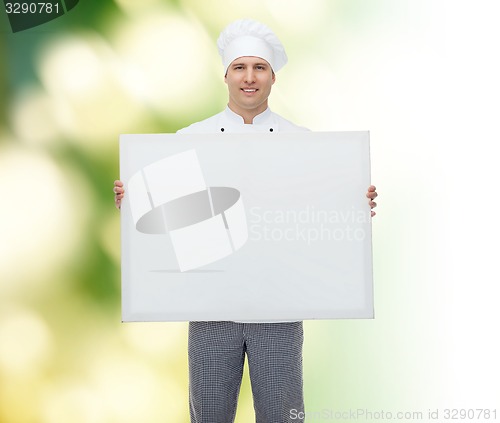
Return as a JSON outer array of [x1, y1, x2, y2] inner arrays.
[[1, 0, 499, 422]]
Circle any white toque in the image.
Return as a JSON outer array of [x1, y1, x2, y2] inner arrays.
[[217, 19, 288, 73]]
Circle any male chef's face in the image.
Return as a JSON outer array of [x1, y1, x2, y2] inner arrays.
[[224, 56, 276, 117]]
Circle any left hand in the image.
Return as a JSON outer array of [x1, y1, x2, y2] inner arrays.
[[366, 185, 378, 217]]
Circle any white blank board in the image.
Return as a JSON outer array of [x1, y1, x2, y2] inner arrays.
[[120, 131, 373, 322]]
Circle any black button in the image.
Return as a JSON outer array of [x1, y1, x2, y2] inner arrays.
[[221, 128, 225, 132], [269, 128, 274, 132]]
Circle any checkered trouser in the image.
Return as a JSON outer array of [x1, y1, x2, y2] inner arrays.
[[188, 321, 304, 423]]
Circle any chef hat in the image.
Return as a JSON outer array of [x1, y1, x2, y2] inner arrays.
[[217, 19, 288, 73]]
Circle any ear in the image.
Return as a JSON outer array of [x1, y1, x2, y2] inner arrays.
[[272, 71, 276, 85]]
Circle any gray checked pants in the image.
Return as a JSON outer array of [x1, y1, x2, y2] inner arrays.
[[188, 321, 304, 423]]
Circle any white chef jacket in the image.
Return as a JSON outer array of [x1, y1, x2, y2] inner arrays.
[[177, 106, 309, 134], [178, 106, 309, 323]]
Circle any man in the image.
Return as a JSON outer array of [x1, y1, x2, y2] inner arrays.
[[114, 19, 378, 423]]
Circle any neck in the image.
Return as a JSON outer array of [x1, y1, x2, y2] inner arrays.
[[227, 101, 268, 124]]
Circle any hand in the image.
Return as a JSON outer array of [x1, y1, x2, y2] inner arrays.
[[113, 180, 125, 210], [366, 185, 378, 217]]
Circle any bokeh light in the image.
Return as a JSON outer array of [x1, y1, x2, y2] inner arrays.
[[0, 307, 53, 376], [0, 144, 88, 292], [110, 10, 220, 119], [36, 32, 147, 150], [10, 86, 60, 147]]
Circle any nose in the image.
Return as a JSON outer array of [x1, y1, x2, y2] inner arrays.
[[244, 68, 255, 84]]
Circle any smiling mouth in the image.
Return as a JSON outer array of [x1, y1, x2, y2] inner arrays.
[[241, 88, 258, 93]]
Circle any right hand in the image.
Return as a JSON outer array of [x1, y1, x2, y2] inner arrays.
[[113, 180, 125, 209]]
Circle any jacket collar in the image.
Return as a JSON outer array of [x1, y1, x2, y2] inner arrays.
[[223, 106, 273, 125]]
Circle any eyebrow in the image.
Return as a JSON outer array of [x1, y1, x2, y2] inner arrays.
[[231, 62, 269, 67]]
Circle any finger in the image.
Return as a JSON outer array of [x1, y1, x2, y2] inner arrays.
[[369, 201, 377, 208], [366, 191, 378, 199], [114, 180, 124, 187], [371, 210, 376, 217]]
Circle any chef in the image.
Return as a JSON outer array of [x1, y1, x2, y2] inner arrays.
[[114, 18, 378, 423]]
